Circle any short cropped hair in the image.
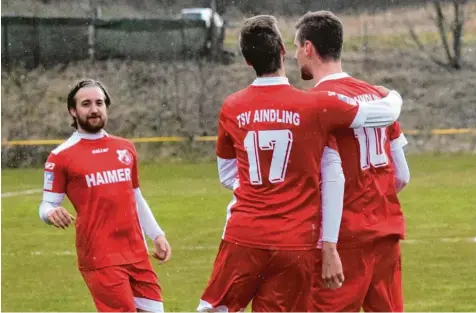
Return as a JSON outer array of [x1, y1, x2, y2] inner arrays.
[[295, 11, 343, 61], [240, 15, 284, 76]]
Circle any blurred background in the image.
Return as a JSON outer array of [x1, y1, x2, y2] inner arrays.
[[1, 0, 475, 167], [1, 1, 476, 312]]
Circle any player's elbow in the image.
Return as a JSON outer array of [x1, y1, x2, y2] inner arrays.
[[389, 90, 403, 122]]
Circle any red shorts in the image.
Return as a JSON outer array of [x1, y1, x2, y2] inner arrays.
[[80, 259, 163, 312], [312, 236, 403, 312], [198, 240, 316, 312]]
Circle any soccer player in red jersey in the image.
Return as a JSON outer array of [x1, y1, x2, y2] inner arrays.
[[294, 11, 410, 312], [197, 15, 404, 312], [38, 80, 171, 312]]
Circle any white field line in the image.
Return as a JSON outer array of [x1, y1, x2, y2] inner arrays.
[[1, 188, 42, 198], [1, 237, 475, 257]]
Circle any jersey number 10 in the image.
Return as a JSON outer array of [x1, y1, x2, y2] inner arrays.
[[354, 127, 389, 169], [244, 130, 293, 185]]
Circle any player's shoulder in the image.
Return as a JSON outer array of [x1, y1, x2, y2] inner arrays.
[[309, 88, 358, 107], [318, 76, 380, 95], [222, 87, 249, 105], [107, 134, 132, 144], [107, 134, 136, 150], [342, 77, 382, 95], [50, 133, 82, 156]]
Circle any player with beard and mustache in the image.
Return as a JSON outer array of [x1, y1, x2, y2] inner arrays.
[[294, 11, 410, 312], [38, 80, 171, 312]]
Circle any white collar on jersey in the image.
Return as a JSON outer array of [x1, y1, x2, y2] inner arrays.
[[315, 72, 350, 87], [72, 129, 108, 140], [251, 76, 290, 86]]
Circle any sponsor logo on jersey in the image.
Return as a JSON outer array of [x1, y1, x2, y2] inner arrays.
[[92, 148, 109, 154], [44, 171, 54, 190], [85, 168, 132, 187], [45, 162, 55, 170], [116, 149, 132, 165]]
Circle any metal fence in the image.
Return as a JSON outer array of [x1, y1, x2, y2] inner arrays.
[[1, 16, 211, 68]]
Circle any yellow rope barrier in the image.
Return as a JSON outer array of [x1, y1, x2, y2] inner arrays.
[[2, 128, 475, 146]]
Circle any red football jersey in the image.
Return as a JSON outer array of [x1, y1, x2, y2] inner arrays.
[[216, 77, 362, 250], [314, 74, 406, 247], [42, 132, 148, 270]]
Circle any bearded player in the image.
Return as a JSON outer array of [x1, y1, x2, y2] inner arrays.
[[197, 15, 404, 312], [38, 79, 171, 312], [294, 11, 410, 312]]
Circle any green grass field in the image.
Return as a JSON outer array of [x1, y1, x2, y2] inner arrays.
[[2, 154, 476, 312]]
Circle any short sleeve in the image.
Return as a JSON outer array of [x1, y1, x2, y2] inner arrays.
[[130, 143, 140, 189], [216, 108, 236, 159], [316, 91, 360, 132], [388, 122, 408, 148], [326, 135, 339, 152], [42, 153, 67, 202]]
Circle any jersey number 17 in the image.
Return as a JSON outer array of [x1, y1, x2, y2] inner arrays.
[[244, 129, 293, 185]]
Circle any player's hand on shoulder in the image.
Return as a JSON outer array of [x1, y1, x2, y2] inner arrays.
[[374, 85, 390, 97], [321, 242, 345, 289], [47, 207, 75, 229], [152, 234, 172, 265]]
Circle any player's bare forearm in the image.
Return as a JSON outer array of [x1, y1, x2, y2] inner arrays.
[[321, 241, 344, 289], [322, 241, 337, 250]]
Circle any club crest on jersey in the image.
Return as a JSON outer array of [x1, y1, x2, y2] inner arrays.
[[44, 162, 55, 170], [116, 149, 132, 165]]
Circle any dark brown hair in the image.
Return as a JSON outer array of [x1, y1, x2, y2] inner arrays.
[[295, 11, 343, 61], [67, 79, 111, 129], [240, 15, 284, 76]]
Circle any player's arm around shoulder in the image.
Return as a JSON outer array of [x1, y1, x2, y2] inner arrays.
[[315, 87, 403, 131], [39, 152, 75, 229]]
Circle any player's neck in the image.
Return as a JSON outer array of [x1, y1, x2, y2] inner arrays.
[[76, 127, 106, 139], [311, 61, 343, 86], [258, 67, 286, 78]]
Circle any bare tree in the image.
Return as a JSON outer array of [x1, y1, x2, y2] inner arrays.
[[408, 0, 467, 69]]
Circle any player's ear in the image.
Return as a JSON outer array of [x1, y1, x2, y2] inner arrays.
[[280, 42, 286, 56], [245, 58, 252, 67], [69, 107, 77, 118], [304, 40, 313, 57]]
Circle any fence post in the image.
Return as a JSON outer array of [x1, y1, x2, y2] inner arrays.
[[3, 21, 9, 71], [210, 0, 219, 61], [181, 21, 186, 60], [34, 17, 41, 68], [88, 5, 101, 60]]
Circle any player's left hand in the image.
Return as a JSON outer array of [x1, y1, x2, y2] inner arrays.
[[321, 242, 345, 289], [152, 234, 172, 265]]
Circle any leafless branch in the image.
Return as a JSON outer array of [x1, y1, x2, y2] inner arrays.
[[434, 2, 454, 65]]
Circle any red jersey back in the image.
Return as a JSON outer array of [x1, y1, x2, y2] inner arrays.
[[43, 132, 148, 270], [216, 78, 362, 250], [313, 74, 406, 247]]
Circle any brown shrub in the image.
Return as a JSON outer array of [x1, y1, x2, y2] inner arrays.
[[2, 46, 476, 167]]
